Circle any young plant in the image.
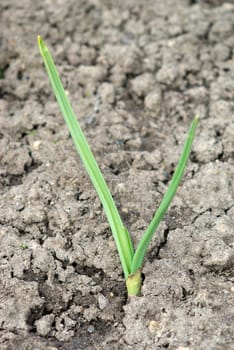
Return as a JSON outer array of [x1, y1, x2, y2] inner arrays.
[[38, 36, 198, 297]]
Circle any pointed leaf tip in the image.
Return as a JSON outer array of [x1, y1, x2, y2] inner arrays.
[[38, 36, 48, 56], [38, 35, 43, 53]]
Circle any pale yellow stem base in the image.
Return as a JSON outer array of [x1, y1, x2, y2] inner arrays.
[[126, 269, 142, 297]]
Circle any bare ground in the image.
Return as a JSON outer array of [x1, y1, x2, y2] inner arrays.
[[0, 0, 233, 349]]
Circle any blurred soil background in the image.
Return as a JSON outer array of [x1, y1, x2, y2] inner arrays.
[[0, 0, 233, 349]]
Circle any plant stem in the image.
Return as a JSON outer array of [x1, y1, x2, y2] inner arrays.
[[126, 269, 142, 296]]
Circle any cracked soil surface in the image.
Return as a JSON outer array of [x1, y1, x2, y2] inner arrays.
[[0, 0, 234, 349]]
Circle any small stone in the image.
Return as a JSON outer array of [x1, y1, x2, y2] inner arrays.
[[116, 183, 126, 193], [193, 134, 222, 163], [126, 136, 142, 150], [144, 87, 162, 113], [15, 199, 25, 211], [130, 73, 155, 97], [209, 19, 233, 42], [35, 314, 54, 336], [203, 238, 234, 269], [109, 124, 131, 141], [98, 293, 109, 310], [213, 43, 230, 62], [87, 325, 95, 333], [148, 320, 161, 334], [33, 140, 42, 150], [98, 83, 115, 104], [121, 207, 129, 214], [156, 63, 178, 84]]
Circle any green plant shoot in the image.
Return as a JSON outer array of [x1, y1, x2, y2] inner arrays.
[[38, 36, 198, 296]]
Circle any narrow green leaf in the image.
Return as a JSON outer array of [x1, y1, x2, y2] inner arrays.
[[38, 36, 134, 278], [130, 117, 198, 274]]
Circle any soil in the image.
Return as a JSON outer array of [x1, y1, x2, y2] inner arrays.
[[0, 0, 234, 349]]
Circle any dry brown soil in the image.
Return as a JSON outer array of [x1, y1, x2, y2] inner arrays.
[[0, 0, 233, 349]]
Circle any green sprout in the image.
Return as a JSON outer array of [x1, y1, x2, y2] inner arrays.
[[20, 243, 28, 249], [38, 36, 198, 297]]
